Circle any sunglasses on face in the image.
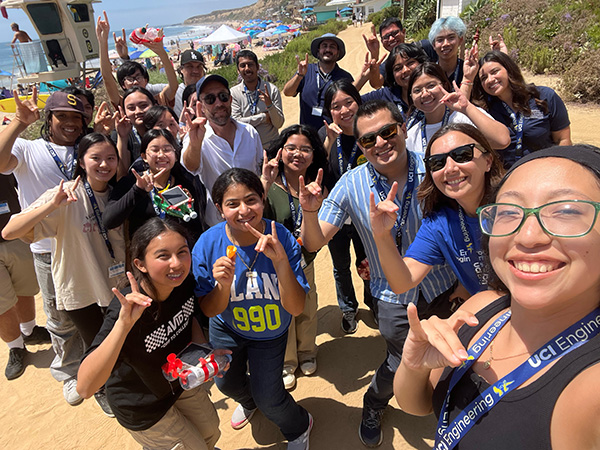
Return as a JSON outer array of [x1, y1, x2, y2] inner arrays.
[[357, 123, 399, 149], [424, 143, 485, 172], [201, 91, 231, 105]]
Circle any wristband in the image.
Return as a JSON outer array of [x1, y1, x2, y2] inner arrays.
[[302, 207, 319, 213], [462, 79, 473, 86], [296, 71, 305, 78]]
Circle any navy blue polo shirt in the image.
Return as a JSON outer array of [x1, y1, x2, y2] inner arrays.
[[297, 63, 353, 131], [487, 85, 570, 167]]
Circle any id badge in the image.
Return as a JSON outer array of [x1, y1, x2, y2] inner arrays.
[[108, 261, 126, 278], [311, 106, 323, 117], [0, 202, 9, 215]]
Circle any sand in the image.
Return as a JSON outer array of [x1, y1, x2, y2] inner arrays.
[[1, 22, 599, 450]]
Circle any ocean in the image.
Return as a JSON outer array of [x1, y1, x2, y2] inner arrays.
[[0, 22, 213, 87]]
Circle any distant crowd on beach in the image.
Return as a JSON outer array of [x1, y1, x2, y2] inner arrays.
[[3, 7, 600, 450]]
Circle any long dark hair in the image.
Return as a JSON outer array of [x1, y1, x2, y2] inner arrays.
[[323, 79, 362, 120], [72, 132, 119, 181], [143, 105, 179, 130], [417, 123, 505, 217], [472, 51, 548, 116], [407, 62, 452, 110], [266, 125, 328, 183], [129, 217, 190, 304], [384, 43, 429, 89]]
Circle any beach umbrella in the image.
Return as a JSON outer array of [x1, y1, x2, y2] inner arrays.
[[257, 29, 274, 38], [266, 23, 277, 29], [138, 49, 159, 58], [129, 49, 143, 59], [0, 69, 14, 77], [340, 7, 352, 12]]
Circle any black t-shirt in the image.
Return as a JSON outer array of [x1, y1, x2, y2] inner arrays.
[[0, 174, 21, 243], [84, 276, 200, 431], [318, 127, 366, 192]]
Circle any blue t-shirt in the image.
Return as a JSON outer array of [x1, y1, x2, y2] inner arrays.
[[192, 220, 309, 340], [297, 63, 353, 131], [404, 206, 487, 295], [487, 85, 570, 167]]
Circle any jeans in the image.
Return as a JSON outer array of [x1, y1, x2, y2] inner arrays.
[[327, 223, 373, 313], [209, 318, 310, 441], [33, 252, 84, 381], [362, 298, 409, 412]]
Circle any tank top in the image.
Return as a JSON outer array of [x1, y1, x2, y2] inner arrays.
[[432, 295, 600, 449]]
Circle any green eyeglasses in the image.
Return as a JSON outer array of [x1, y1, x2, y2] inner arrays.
[[477, 200, 600, 237]]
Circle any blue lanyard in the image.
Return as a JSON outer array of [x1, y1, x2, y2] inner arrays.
[[316, 66, 332, 104], [83, 180, 116, 259], [435, 307, 600, 450], [44, 141, 76, 180], [457, 207, 487, 288], [420, 107, 451, 152], [132, 128, 142, 146], [243, 79, 261, 115], [336, 135, 359, 175], [502, 102, 524, 157], [405, 110, 423, 130], [367, 152, 416, 247], [280, 172, 302, 238]]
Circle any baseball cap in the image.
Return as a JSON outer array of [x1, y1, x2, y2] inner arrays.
[[196, 74, 229, 98], [44, 92, 85, 116], [180, 49, 205, 66]]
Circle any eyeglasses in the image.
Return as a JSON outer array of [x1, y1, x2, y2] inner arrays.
[[201, 91, 231, 105], [382, 29, 401, 42], [424, 143, 483, 172], [283, 144, 313, 154], [477, 200, 600, 237], [146, 146, 175, 155], [124, 74, 145, 84], [411, 82, 442, 97], [357, 123, 399, 149]]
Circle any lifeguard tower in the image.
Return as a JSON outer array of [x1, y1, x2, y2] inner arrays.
[[4, 0, 100, 84]]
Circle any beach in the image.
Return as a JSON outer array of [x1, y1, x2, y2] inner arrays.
[[1, 22, 600, 450]]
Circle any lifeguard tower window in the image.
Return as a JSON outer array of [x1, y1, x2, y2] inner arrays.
[[68, 4, 90, 23], [27, 4, 63, 35]]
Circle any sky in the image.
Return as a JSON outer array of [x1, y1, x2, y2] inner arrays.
[[0, 0, 257, 42]]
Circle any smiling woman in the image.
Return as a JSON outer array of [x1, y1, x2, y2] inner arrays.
[[394, 144, 600, 450]]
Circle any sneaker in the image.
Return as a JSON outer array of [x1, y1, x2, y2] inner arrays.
[[22, 325, 51, 345], [359, 407, 384, 447], [283, 366, 296, 390], [94, 387, 115, 418], [5, 347, 28, 380], [287, 412, 313, 450], [231, 403, 257, 430], [63, 378, 83, 406], [341, 310, 358, 334], [299, 359, 317, 376]]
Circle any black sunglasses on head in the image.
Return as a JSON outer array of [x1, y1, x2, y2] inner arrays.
[[357, 123, 399, 149], [201, 91, 231, 105], [424, 143, 485, 172]]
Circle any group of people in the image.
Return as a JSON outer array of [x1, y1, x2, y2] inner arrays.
[[1, 11, 599, 450]]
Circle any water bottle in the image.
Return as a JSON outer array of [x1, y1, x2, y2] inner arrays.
[[179, 353, 232, 390]]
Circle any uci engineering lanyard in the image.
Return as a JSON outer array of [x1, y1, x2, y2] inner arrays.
[[281, 172, 302, 238], [244, 79, 261, 115], [457, 207, 487, 288], [501, 102, 524, 157], [368, 152, 416, 248], [45, 141, 77, 180], [435, 307, 600, 450], [336, 135, 358, 175], [83, 180, 116, 260]]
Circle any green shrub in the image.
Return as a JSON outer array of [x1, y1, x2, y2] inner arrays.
[[562, 48, 600, 103]]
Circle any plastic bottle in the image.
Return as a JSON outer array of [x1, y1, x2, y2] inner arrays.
[[130, 26, 164, 45], [179, 353, 232, 390]]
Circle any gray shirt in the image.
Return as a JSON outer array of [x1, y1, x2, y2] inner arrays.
[[230, 78, 284, 149]]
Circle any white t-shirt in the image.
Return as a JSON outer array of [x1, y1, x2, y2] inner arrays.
[[406, 108, 493, 162], [174, 82, 186, 118], [21, 181, 126, 310], [5, 138, 76, 253], [181, 119, 263, 226]]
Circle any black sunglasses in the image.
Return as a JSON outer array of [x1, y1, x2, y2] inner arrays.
[[357, 123, 399, 149], [201, 91, 231, 105], [424, 143, 485, 172]]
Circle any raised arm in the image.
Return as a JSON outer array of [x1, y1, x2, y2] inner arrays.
[[180, 106, 206, 173], [440, 82, 511, 150], [77, 273, 152, 398], [283, 53, 308, 97], [96, 11, 123, 109], [0, 88, 39, 173], [369, 185, 432, 294], [145, 38, 179, 104]]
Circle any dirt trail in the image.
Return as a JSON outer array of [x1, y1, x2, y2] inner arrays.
[[1, 22, 599, 450]]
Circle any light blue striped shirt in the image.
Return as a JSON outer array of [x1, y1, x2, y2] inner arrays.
[[319, 151, 456, 305]]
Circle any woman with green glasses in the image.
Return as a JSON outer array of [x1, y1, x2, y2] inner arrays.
[[370, 123, 504, 311], [394, 144, 600, 449]]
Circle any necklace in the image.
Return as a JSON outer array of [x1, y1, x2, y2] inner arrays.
[[226, 221, 265, 279], [483, 341, 530, 369]]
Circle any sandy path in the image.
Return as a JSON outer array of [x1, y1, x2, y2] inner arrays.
[[1, 22, 599, 450]]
